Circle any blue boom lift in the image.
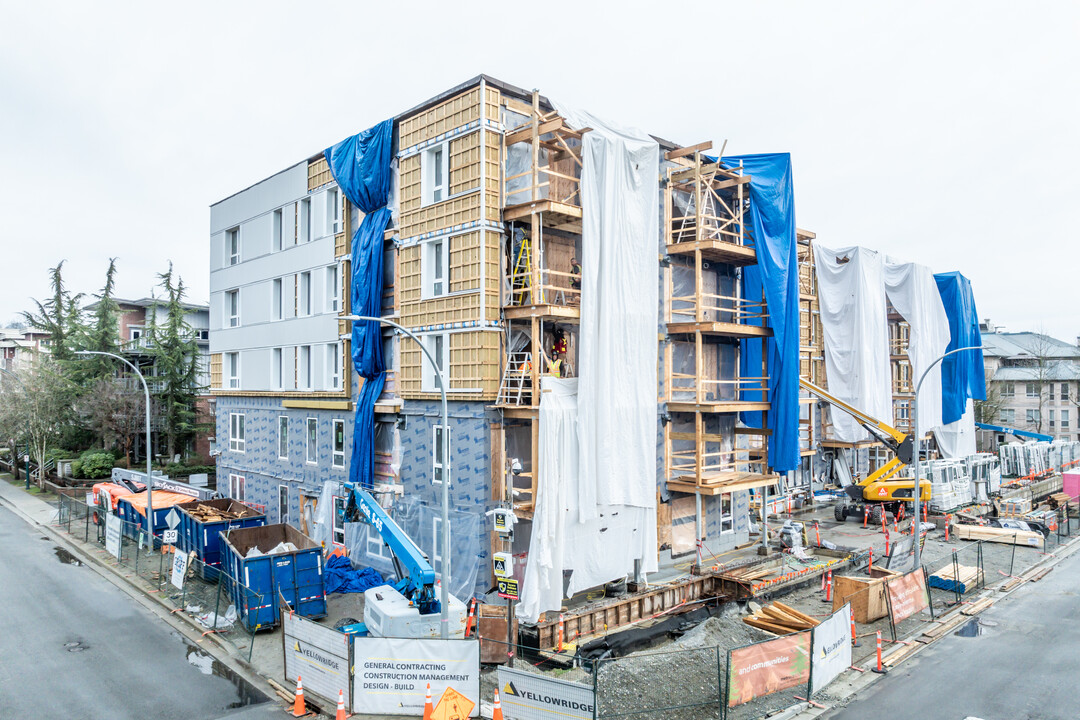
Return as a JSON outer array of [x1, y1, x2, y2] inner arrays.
[[974, 423, 1053, 442]]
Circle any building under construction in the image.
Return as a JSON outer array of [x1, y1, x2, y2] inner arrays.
[[208, 74, 987, 626]]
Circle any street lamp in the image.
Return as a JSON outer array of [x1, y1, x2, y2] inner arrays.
[[342, 314, 452, 639], [75, 351, 154, 543], [0, 367, 31, 489], [912, 345, 984, 569]]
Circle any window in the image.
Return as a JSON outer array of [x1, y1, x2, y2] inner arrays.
[[1050, 410, 1056, 427], [422, 334, 447, 392], [299, 198, 311, 243], [272, 278, 283, 321], [227, 227, 239, 265], [1063, 410, 1070, 429], [229, 473, 245, 501], [278, 485, 289, 524], [300, 345, 312, 390], [422, 143, 449, 205], [1063, 384, 1071, 401], [326, 343, 341, 391], [1000, 408, 1015, 425], [332, 495, 346, 546], [1027, 409, 1040, 424], [299, 272, 311, 316], [327, 188, 341, 235], [720, 492, 733, 534], [278, 416, 288, 459], [326, 266, 340, 313], [229, 413, 245, 452], [227, 289, 240, 327], [423, 239, 449, 298], [896, 399, 910, 421], [226, 352, 240, 389], [1026, 383, 1038, 398], [306, 417, 317, 464], [332, 419, 345, 468], [1003, 382, 1015, 398], [272, 209, 283, 252], [432, 425, 450, 485], [272, 348, 283, 390]]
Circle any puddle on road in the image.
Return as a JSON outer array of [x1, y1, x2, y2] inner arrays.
[[955, 618, 997, 637], [171, 631, 267, 709], [64, 641, 89, 652], [54, 547, 83, 566]]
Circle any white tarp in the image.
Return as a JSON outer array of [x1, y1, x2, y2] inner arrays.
[[518, 378, 657, 623], [934, 400, 977, 458], [555, 102, 659, 513], [883, 259, 951, 432], [811, 603, 852, 694], [813, 245, 892, 442]]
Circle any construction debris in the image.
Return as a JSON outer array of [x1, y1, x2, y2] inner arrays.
[[742, 601, 820, 635], [183, 502, 258, 523]]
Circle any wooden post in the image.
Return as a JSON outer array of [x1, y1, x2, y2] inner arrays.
[[695, 411, 704, 488], [695, 330, 704, 405], [530, 316, 541, 406], [530, 413, 540, 513], [530, 90, 539, 203]]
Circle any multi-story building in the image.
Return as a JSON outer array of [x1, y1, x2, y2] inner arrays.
[[980, 323, 1080, 444], [0, 328, 50, 372], [210, 75, 809, 599]]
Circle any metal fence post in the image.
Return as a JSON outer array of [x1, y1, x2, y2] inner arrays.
[[923, 565, 935, 620], [716, 645, 724, 719], [1010, 534, 1017, 576], [977, 541, 984, 590], [213, 573, 223, 631], [135, 532, 140, 576], [951, 551, 961, 605], [592, 658, 599, 720], [806, 625, 815, 703]]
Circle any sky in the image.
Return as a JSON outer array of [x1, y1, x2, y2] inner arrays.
[[1, 1, 1077, 338]]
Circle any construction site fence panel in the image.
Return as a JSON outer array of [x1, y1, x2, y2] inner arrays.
[[351, 635, 480, 716], [282, 604, 352, 710], [497, 665, 595, 720], [724, 631, 811, 720], [56, 494, 267, 662]]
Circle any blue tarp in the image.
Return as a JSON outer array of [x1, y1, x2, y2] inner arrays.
[[325, 119, 395, 489], [934, 271, 986, 425], [324, 553, 384, 594], [723, 153, 800, 472]]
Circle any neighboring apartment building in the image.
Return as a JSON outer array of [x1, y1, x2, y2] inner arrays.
[[0, 328, 50, 372], [84, 296, 213, 461], [210, 75, 805, 599], [980, 322, 1080, 444]]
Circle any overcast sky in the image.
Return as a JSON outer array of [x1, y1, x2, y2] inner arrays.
[[2, 1, 1077, 339]]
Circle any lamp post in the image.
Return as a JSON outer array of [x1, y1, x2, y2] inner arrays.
[[343, 314, 452, 639], [912, 345, 983, 569], [0, 367, 31, 489], [75, 351, 154, 543]]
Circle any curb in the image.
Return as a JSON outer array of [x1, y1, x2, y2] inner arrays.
[[0, 487, 293, 716]]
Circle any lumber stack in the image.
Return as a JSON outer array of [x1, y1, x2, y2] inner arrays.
[[928, 564, 984, 594], [743, 601, 820, 635], [1048, 492, 1073, 510], [954, 524, 1044, 548]]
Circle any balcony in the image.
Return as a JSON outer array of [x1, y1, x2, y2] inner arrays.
[[664, 153, 753, 266], [665, 418, 777, 496]]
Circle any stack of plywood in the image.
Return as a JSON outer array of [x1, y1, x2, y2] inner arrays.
[[743, 602, 820, 635], [928, 564, 983, 594], [954, 524, 1043, 548]]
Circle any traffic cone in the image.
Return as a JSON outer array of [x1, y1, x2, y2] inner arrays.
[[492, 688, 504, 720], [292, 676, 307, 717], [872, 631, 887, 674], [465, 598, 476, 638], [335, 689, 348, 720], [423, 683, 433, 720], [850, 612, 859, 647]]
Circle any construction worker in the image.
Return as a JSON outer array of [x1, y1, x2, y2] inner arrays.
[[552, 328, 568, 358], [570, 258, 581, 290]]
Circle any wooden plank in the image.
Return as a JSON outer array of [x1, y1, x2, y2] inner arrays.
[[665, 141, 714, 161]]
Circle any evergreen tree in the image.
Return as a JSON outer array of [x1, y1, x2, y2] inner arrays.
[[149, 264, 204, 460], [21, 261, 83, 363], [82, 258, 122, 380]]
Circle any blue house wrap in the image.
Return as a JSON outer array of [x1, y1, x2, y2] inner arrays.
[[723, 153, 800, 472], [934, 271, 986, 425], [325, 120, 394, 490]]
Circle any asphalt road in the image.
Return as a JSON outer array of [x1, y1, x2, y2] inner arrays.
[[0, 503, 282, 719], [828, 545, 1080, 720]]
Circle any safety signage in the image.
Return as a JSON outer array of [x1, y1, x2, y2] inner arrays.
[[497, 578, 519, 600], [497, 665, 595, 720], [283, 609, 352, 708], [493, 552, 512, 579], [352, 637, 479, 716], [165, 508, 181, 530], [886, 570, 929, 623], [171, 549, 192, 589], [163, 529, 178, 545], [431, 686, 475, 720], [811, 604, 852, 693], [727, 631, 811, 708], [105, 514, 122, 559]]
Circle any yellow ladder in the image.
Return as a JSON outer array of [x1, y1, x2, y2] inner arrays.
[[512, 231, 532, 305]]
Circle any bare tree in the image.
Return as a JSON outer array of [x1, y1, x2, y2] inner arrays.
[[75, 376, 146, 465]]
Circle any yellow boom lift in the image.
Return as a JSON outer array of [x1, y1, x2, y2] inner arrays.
[[800, 379, 930, 524]]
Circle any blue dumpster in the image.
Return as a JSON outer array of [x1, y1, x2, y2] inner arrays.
[[222, 524, 326, 631], [178, 499, 266, 582], [115, 491, 193, 542]]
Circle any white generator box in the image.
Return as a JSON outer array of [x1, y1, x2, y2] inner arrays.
[[363, 584, 468, 639]]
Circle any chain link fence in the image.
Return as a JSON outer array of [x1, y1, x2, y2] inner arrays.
[[56, 494, 267, 660]]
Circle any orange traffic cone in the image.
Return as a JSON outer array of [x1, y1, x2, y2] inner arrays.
[[493, 688, 504, 720], [292, 676, 307, 717], [335, 689, 348, 720], [423, 683, 433, 720]]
